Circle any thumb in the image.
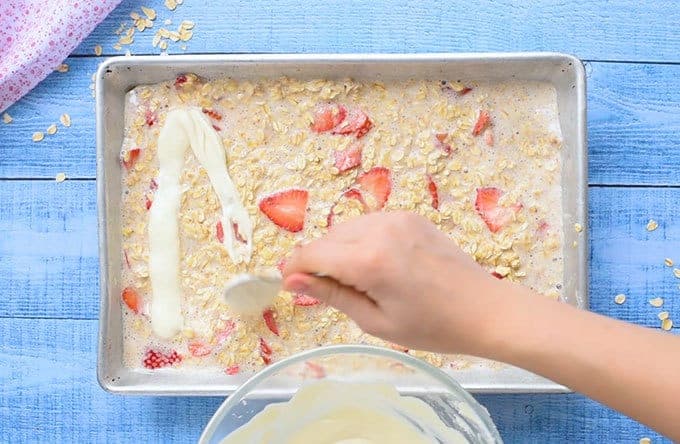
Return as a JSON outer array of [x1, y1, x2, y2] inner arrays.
[[283, 273, 380, 326]]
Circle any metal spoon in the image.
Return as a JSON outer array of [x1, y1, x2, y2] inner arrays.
[[223, 272, 325, 315]]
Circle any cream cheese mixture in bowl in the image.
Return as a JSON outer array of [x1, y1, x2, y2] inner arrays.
[[199, 345, 502, 443]]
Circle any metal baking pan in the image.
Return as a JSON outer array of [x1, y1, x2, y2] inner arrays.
[[96, 53, 587, 395]]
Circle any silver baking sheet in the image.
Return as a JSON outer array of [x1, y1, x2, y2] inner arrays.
[[96, 53, 587, 395]]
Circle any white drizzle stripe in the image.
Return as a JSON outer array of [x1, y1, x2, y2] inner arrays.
[[149, 108, 252, 339]]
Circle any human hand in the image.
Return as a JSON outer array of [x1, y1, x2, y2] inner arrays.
[[282, 211, 507, 355]]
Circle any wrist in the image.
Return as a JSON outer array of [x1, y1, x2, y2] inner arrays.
[[474, 281, 545, 363]]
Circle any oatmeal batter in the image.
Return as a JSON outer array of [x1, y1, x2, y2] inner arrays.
[[118, 74, 564, 373]]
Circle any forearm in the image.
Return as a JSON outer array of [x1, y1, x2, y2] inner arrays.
[[482, 283, 680, 440]]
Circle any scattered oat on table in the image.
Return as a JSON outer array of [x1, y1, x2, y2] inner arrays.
[[60, 113, 71, 127], [164, 0, 178, 10], [56, 63, 69, 73], [46, 123, 57, 135], [613, 293, 626, 305], [2, 112, 12, 124], [646, 219, 658, 231], [648, 297, 664, 308], [673, 268, 680, 279], [661, 318, 673, 331], [94, 44, 103, 56], [572, 240, 578, 248], [573, 222, 583, 233], [55, 172, 67, 183], [32, 131, 44, 142], [639, 438, 651, 444], [141, 6, 157, 20], [665, 258, 674, 267], [658, 311, 669, 321]]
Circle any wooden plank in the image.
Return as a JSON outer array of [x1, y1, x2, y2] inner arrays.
[[0, 180, 98, 319], [2, 180, 679, 331], [0, 318, 667, 443], [72, 0, 680, 62], [0, 57, 97, 179], [587, 61, 680, 185], [2, 59, 680, 184]]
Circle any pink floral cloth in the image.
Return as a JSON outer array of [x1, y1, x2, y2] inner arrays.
[[0, 0, 121, 112]]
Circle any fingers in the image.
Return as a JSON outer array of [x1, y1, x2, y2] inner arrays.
[[283, 273, 382, 331], [284, 236, 361, 285]]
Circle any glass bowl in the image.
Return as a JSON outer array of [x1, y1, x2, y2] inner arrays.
[[199, 344, 502, 443]]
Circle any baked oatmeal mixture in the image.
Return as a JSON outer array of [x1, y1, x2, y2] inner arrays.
[[119, 74, 564, 374]]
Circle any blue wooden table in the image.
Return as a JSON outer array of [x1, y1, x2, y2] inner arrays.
[[1, 0, 679, 442]]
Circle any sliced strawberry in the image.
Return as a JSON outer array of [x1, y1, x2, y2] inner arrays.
[[311, 103, 347, 133], [149, 178, 158, 190], [537, 220, 550, 236], [225, 365, 240, 375], [216, 220, 224, 243], [259, 337, 273, 365], [305, 361, 326, 378], [259, 337, 273, 355], [491, 272, 505, 280], [188, 340, 212, 357], [145, 195, 153, 210], [354, 116, 373, 138], [458, 86, 473, 96], [143, 349, 182, 369], [174, 74, 188, 88], [333, 142, 363, 173], [258, 189, 309, 233], [434, 133, 453, 155], [212, 124, 222, 132], [202, 107, 223, 121], [121, 287, 140, 314], [475, 187, 521, 233], [472, 110, 491, 136], [232, 221, 247, 244], [121, 148, 141, 170], [357, 167, 392, 211], [145, 109, 157, 127], [262, 308, 279, 336], [215, 319, 236, 345], [332, 108, 372, 138], [293, 294, 320, 306], [326, 205, 337, 228], [484, 131, 494, 147], [427, 175, 439, 210]]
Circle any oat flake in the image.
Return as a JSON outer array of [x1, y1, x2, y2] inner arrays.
[[574, 222, 583, 233], [665, 258, 674, 267], [646, 219, 658, 231], [673, 268, 680, 279], [658, 311, 669, 321], [55, 172, 66, 183], [661, 318, 673, 331], [94, 44, 103, 56], [32, 131, 44, 142], [613, 294, 626, 305], [46, 123, 57, 135], [648, 297, 664, 308], [141, 6, 157, 20], [2, 112, 12, 124], [56, 63, 69, 73]]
